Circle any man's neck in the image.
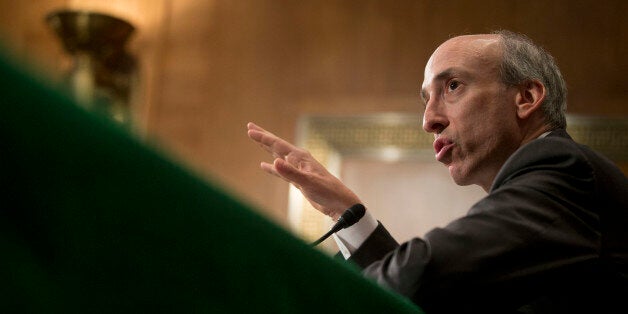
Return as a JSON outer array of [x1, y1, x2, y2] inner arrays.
[[478, 125, 554, 192], [521, 124, 553, 145]]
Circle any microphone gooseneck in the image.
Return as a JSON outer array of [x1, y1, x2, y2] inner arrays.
[[310, 204, 366, 246]]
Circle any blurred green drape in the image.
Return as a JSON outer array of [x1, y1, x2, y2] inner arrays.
[[0, 49, 422, 314]]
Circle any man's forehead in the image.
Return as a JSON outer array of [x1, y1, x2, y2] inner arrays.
[[435, 34, 500, 55], [422, 34, 501, 88]]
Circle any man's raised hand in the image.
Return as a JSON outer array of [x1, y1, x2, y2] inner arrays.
[[247, 122, 362, 221]]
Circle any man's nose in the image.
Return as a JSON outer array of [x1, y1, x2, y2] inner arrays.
[[422, 101, 448, 134]]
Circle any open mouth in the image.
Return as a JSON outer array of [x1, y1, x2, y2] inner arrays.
[[434, 137, 454, 162]]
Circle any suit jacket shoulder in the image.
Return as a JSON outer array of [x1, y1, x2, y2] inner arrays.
[[348, 129, 628, 313]]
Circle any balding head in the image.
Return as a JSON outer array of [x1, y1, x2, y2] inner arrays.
[[422, 34, 504, 107], [420, 32, 555, 190]]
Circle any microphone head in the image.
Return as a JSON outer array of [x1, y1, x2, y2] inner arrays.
[[311, 204, 366, 246], [338, 203, 366, 228]]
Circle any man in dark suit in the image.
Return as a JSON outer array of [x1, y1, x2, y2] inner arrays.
[[247, 30, 628, 313]]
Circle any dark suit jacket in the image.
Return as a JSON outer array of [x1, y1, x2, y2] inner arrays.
[[349, 130, 628, 313]]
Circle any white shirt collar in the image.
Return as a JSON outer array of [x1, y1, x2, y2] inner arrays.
[[538, 131, 552, 139]]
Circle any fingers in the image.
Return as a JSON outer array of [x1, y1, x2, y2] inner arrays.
[[274, 158, 307, 186], [260, 158, 301, 183], [261, 152, 324, 191], [260, 161, 280, 178], [248, 122, 308, 186], [247, 122, 274, 139], [247, 122, 265, 132], [247, 123, 297, 158], [260, 159, 302, 187], [246, 122, 269, 142]]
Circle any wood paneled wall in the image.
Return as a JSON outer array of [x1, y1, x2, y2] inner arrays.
[[1, 0, 626, 225]]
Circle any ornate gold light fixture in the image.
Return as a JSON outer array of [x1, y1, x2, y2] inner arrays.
[[46, 10, 137, 127]]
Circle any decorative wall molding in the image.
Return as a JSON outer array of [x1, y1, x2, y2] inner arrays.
[[292, 113, 628, 250], [301, 113, 628, 162]]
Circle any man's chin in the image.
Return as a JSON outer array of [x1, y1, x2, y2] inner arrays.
[[448, 165, 473, 187]]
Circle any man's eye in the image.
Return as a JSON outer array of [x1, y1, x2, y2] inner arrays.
[[448, 80, 460, 91]]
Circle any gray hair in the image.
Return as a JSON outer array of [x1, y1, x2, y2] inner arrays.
[[493, 30, 568, 129]]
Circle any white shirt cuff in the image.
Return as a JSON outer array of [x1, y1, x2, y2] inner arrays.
[[333, 210, 378, 259]]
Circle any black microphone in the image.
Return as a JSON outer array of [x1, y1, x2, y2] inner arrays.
[[310, 204, 366, 246]]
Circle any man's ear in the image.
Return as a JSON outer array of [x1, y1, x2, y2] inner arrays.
[[515, 79, 546, 119]]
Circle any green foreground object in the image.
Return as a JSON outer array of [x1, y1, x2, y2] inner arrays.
[[0, 51, 422, 313]]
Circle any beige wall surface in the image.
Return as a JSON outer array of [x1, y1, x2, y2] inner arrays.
[[1, 0, 626, 227]]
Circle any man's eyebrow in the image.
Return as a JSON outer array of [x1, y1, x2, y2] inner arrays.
[[433, 68, 465, 82], [420, 67, 471, 101], [420, 68, 454, 102]]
